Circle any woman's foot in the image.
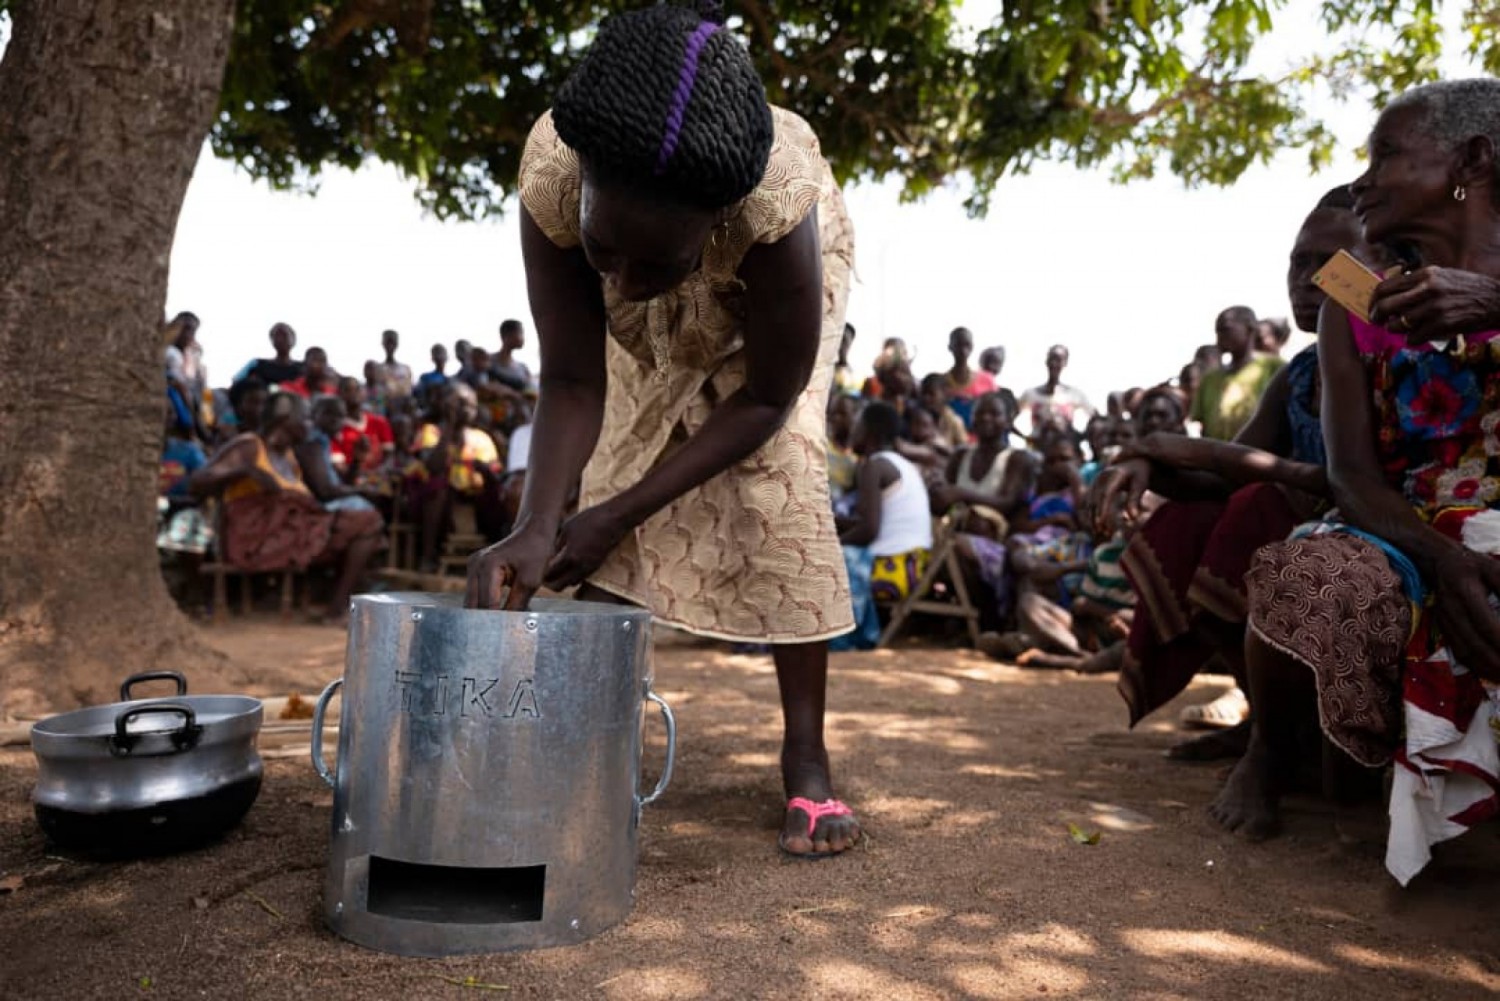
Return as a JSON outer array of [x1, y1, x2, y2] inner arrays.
[[977, 631, 1032, 662], [780, 744, 861, 857], [1168, 719, 1251, 761], [1208, 743, 1281, 840], [1076, 644, 1125, 675], [1180, 687, 1249, 731]]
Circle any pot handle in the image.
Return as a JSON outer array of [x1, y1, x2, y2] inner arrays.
[[637, 685, 676, 809], [119, 671, 188, 702], [311, 678, 343, 789], [111, 704, 200, 756]]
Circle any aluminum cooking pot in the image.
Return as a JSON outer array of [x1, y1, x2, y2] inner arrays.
[[31, 671, 263, 857]]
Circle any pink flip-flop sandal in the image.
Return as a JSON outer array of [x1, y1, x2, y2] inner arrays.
[[779, 796, 861, 859]]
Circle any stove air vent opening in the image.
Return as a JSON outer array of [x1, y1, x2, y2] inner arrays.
[[366, 857, 545, 924]]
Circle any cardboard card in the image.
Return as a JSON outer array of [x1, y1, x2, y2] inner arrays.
[[1311, 249, 1382, 322]]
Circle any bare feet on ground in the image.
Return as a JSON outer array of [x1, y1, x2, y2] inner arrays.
[[1169, 719, 1251, 761], [1209, 744, 1281, 841]]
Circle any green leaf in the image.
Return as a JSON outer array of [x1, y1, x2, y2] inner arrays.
[[206, 0, 1494, 219], [1067, 822, 1102, 846]]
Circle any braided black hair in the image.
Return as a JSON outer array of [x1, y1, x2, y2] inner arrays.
[[554, 1, 774, 210]]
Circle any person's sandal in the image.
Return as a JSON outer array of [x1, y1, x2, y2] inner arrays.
[[778, 797, 860, 860], [1179, 687, 1249, 731]]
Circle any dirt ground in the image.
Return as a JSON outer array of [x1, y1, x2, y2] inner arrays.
[[2, 619, 1498, 1000]]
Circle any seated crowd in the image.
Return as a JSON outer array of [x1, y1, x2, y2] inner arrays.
[[151, 80, 1500, 888], [825, 77, 1500, 887], [156, 320, 538, 621]]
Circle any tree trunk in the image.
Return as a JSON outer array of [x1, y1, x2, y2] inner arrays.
[[0, 1, 237, 717]]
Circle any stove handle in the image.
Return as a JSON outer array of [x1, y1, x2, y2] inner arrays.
[[637, 685, 676, 808], [312, 677, 343, 788]]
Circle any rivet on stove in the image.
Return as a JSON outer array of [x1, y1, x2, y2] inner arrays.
[[525, 618, 538, 632], [341, 817, 353, 832], [621, 621, 632, 631], [570, 918, 580, 930], [334, 901, 344, 915], [411, 611, 423, 622]]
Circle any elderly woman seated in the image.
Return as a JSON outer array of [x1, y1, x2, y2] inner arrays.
[[1211, 81, 1500, 887], [188, 392, 384, 624]]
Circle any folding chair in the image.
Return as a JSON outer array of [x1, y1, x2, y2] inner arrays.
[[877, 504, 983, 648]]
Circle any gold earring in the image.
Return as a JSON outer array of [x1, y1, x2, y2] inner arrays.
[[1454, 184, 1467, 202]]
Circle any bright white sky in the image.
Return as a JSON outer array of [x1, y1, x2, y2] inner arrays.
[[162, 1, 1477, 404]]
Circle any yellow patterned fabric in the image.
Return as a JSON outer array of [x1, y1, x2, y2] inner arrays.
[[519, 107, 855, 642]]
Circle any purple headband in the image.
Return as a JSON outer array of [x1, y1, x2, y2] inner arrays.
[[654, 19, 721, 175]]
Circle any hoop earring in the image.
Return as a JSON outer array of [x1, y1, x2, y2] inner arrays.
[[1454, 184, 1467, 202]]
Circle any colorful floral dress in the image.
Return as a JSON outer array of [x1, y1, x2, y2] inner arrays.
[[1246, 316, 1500, 885]]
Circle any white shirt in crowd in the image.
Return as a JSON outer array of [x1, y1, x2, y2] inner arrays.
[[869, 450, 933, 557], [506, 423, 532, 473]]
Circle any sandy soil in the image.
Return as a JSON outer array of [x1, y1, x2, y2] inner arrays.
[[1, 619, 1498, 1000]]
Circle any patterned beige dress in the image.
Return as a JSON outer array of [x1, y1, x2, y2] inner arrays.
[[518, 107, 855, 643]]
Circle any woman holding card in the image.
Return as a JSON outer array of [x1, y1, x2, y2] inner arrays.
[[1210, 80, 1500, 886]]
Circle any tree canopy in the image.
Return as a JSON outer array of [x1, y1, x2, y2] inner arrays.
[[8, 1, 1497, 217]]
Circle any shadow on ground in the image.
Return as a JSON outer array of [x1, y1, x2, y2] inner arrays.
[[1, 625, 1496, 999]]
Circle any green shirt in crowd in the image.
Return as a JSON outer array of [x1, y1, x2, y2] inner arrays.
[[1190, 354, 1286, 441]]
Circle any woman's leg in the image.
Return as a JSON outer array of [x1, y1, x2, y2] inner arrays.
[[775, 641, 861, 855], [328, 518, 384, 620], [580, 586, 860, 855], [1167, 617, 1251, 761], [1016, 590, 1083, 655], [1209, 630, 1315, 839]]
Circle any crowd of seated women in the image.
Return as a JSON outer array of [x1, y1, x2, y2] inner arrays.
[[826, 78, 1500, 887], [155, 321, 537, 621]]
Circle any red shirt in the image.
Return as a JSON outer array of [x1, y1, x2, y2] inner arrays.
[[282, 375, 335, 399], [333, 412, 393, 471], [945, 369, 997, 399]]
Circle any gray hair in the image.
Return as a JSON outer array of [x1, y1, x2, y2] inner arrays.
[[1387, 79, 1500, 159]]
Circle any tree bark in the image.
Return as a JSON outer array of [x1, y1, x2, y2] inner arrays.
[[0, 1, 237, 717]]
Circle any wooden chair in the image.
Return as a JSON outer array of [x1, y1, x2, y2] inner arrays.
[[375, 497, 481, 594], [438, 500, 485, 577], [877, 504, 983, 649], [385, 486, 417, 571], [198, 501, 300, 624]]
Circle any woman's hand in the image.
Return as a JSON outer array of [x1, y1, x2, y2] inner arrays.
[[1370, 267, 1500, 344], [1089, 457, 1151, 537], [1429, 547, 1500, 683], [543, 502, 633, 591], [465, 525, 557, 611]]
